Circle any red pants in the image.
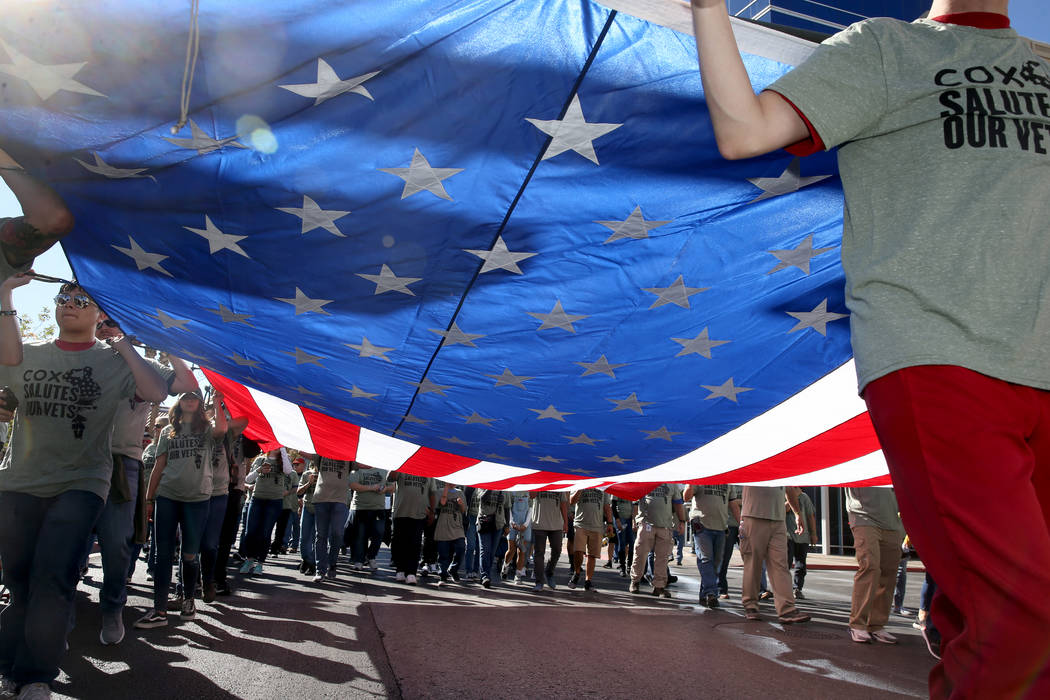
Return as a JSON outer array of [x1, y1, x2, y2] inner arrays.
[[865, 366, 1050, 699]]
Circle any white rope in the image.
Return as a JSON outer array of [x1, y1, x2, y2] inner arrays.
[[171, 0, 201, 134]]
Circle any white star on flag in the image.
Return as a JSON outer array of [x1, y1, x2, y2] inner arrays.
[[0, 39, 105, 101], [276, 195, 349, 237], [111, 237, 173, 277], [525, 94, 622, 164], [278, 58, 380, 105]]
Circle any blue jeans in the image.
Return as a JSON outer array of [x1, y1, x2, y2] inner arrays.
[[243, 497, 283, 562], [199, 494, 228, 587], [615, 520, 634, 568], [693, 526, 726, 597], [286, 508, 300, 548], [314, 501, 349, 573], [95, 458, 140, 613], [299, 508, 316, 566], [477, 528, 502, 581], [463, 519, 479, 575], [719, 525, 739, 595], [0, 490, 104, 685], [352, 509, 384, 564], [153, 497, 209, 609], [437, 538, 465, 578]]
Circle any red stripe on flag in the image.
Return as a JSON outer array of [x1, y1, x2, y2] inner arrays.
[[391, 446, 478, 478], [300, 405, 360, 461], [689, 413, 881, 485], [203, 369, 280, 450]]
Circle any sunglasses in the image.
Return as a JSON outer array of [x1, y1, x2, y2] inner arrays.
[[98, 319, 120, 328], [54, 293, 97, 309]]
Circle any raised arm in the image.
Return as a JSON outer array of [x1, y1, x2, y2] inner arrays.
[[110, 336, 167, 402], [0, 147, 75, 266], [0, 272, 32, 365], [691, 0, 809, 159], [211, 389, 228, 437], [163, 353, 198, 394]]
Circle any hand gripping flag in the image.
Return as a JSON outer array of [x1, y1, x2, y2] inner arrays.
[[0, 0, 889, 492]]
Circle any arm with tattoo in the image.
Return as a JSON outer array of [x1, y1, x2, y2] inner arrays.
[[0, 147, 75, 267]]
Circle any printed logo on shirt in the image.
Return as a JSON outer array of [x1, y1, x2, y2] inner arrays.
[[22, 366, 102, 439], [401, 474, 429, 491], [578, 490, 604, 506], [167, 433, 205, 471], [936, 61, 1050, 152]]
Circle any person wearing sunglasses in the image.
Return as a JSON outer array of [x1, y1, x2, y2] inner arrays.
[[0, 275, 167, 700], [0, 147, 75, 293], [85, 316, 197, 645]]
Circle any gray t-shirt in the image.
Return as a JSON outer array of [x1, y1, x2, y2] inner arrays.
[[0, 340, 136, 500], [530, 491, 567, 531], [282, 471, 299, 510], [299, 468, 317, 513], [392, 472, 434, 520], [727, 485, 743, 528], [110, 359, 175, 460], [689, 485, 730, 531], [612, 497, 634, 522], [314, 457, 352, 503], [155, 428, 215, 503], [573, 489, 610, 532], [434, 487, 465, 542], [786, 491, 816, 543], [209, 436, 230, 497], [251, 457, 287, 501], [846, 487, 902, 532], [637, 483, 683, 530], [742, 486, 785, 522], [769, 19, 1050, 392], [349, 467, 388, 510]]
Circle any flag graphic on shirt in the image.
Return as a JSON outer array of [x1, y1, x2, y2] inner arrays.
[[0, 0, 889, 492]]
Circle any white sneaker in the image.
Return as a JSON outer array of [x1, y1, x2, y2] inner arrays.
[[849, 628, 872, 643], [871, 630, 898, 645], [312, 574, 324, 584], [405, 574, 417, 585], [395, 571, 406, 583], [16, 683, 51, 700], [429, 563, 440, 574]]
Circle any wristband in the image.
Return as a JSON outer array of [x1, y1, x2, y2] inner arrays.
[[0, 310, 15, 316]]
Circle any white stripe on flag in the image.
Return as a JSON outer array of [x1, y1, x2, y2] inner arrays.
[[247, 386, 316, 453], [606, 360, 867, 483], [357, 428, 420, 469], [439, 461, 539, 486]]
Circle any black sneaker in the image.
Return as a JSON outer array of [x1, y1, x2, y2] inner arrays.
[[450, 570, 461, 583], [618, 567, 627, 578], [568, 572, 580, 589], [134, 610, 167, 629], [706, 594, 720, 608], [481, 576, 491, 589], [666, 574, 678, 585], [699, 594, 711, 607], [584, 579, 593, 591], [203, 583, 217, 604], [215, 583, 232, 596], [165, 596, 184, 612]]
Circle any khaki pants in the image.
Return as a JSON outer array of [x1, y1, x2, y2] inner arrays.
[[849, 525, 903, 632], [631, 523, 672, 588], [740, 516, 797, 617]]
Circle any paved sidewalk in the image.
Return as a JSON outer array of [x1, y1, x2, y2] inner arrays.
[[48, 547, 934, 699]]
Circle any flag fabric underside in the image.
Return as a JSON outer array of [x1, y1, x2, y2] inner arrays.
[[0, 0, 888, 491]]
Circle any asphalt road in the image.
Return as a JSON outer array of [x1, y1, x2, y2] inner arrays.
[[50, 547, 934, 699]]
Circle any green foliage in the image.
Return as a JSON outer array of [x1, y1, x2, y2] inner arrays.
[[18, 305, 56, 342]]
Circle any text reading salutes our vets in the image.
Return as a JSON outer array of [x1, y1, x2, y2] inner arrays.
[[937, 61, 1050, 151]]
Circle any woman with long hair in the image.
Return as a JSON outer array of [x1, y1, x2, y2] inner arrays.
[[134, 390, 227, 628], [239, 447, 293, 576]]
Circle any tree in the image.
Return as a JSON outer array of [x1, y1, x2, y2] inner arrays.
[[18, 305, 56, 342]]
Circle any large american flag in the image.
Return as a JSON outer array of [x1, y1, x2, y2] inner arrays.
[[0, 0, 888, 493]]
